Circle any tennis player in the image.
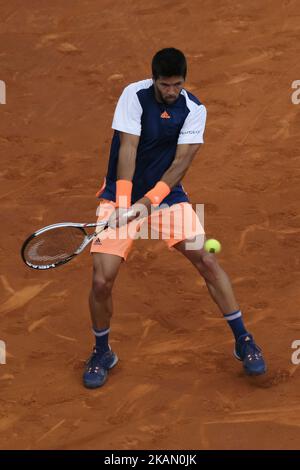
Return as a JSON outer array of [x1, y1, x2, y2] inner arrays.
[[83, 48, 266, 388]]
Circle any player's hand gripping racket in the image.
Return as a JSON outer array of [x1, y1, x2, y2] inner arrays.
[[21, 221, 109, 270]]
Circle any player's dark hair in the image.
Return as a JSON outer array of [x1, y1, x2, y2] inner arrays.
[[152, 48, 187, 80]]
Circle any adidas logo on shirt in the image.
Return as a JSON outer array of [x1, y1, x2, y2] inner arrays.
[[160, 111, 171, 119]]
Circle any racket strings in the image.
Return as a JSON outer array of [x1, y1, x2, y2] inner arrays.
[[23, 227, 86, 266]]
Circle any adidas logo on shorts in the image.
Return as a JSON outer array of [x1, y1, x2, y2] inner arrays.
[[94, 237, 102, 245]]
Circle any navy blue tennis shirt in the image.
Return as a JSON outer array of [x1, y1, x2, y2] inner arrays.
[[99, 79, 207, 207]]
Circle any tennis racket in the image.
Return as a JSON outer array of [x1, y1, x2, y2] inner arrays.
[[21, 221, 109, 270]]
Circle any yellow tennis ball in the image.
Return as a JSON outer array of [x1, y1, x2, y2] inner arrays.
[[204, 239, 221, 254]]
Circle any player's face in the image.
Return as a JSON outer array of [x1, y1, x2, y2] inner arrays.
[[153, 76, 185, 105]]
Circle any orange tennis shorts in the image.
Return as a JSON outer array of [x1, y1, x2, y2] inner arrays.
[[90, 198, 205, 260]]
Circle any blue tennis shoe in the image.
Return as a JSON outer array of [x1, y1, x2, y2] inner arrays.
[[83, 346, 118, 389], [234, 333, 266, 376]]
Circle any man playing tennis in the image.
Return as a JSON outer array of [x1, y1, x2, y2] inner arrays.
[[83, 48, 266, 388]]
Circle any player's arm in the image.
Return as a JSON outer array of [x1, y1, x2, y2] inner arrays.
[[161, 143, 201, 187], [114, 131, 140, 212], [134, 144, 201, 214], [108, 132, 139, 229], [112, 83, 142, 209], [108, 84, 142, 227], [117, 132, 140, 181]]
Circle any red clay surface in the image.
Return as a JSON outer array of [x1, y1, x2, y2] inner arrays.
[[1, 0, 300, 450]]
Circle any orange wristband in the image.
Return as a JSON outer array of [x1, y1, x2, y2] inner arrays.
[[145, 181, 171, 207], [116, 179, 133, 208]]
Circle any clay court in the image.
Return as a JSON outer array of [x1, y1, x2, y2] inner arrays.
[[1, 0, 300, 450]]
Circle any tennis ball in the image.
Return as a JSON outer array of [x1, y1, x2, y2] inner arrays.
[[204, 238, 221, 254]]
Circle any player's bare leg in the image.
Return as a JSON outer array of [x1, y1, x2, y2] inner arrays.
[[89, 252, 123, 329], [83, 252, 123, 388], [174, 237, 266, 375], [174, 238, 238, 314]]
